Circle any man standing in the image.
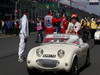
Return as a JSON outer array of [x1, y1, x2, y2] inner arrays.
[[18, 11, 29, 62], [44, 10, 54, 34], [35, 18, 43, 43], [90, 18, 97, 39], [60, 14, 69, 33]]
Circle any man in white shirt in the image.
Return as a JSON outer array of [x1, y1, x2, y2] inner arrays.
[[44, 11, 53, 28], [44, 11, 55, 34], [18, 11, 29, 62], [66, 17, 81, 34], [66, 17, 82, 44]]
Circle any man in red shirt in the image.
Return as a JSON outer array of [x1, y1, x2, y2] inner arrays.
[[60, 14, 69, 33]]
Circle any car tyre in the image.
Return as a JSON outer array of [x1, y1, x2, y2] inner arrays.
[[70, 57, 79, 75], [27, 67, 41, 75], [94, 40, 98, 44], [85, 49, 90, 66]]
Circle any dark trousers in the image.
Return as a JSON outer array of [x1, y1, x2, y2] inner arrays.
[[36, 30, 43, 43], [90, 29, 96, 39], [15, 28, 20, 36]]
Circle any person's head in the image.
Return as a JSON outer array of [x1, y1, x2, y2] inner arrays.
[[47, 10, 52, 15], [62, 13, 66, 18], [91, 17, 96, 22], [71, 13, 78, 18], [71, 17, 78, 24], [23, 10, 28, 16], [36, 17, 41, 22], [96, 18, 100, 25]]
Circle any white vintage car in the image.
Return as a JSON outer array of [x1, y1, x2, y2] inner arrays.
[[27, 34, 90, 75], [94, 26, 100, 44]]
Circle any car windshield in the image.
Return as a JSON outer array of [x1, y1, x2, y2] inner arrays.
[[43, 34, 80, 45]]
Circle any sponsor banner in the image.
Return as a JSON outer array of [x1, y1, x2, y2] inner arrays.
[[89, 0, 99, 5], [89, 0, 99, 3], [32, 0, 58, 2]]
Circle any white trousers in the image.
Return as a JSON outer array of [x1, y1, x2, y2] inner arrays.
[[18, 34, 26, 57]]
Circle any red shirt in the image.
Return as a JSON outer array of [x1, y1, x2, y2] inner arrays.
[[45, 27, 55, 34], [60, 18, 69, 33]]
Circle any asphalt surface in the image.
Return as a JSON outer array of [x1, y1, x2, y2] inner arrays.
[[0, 36, 100, 75]]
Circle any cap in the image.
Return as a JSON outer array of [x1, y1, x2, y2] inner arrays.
[[71, 13, 78, 18]]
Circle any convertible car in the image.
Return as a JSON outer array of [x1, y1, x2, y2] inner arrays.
[[27, 34, 90, 75], [94, 26, 100, 44]]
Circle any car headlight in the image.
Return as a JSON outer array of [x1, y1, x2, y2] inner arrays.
[[58, 49, 65, 58], [36, 48, 43, 57]]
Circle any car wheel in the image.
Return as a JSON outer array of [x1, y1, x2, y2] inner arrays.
[[94, 40, 98, 44], [70, 57, 79, 75], [27, 67, 41, 75], [85, 49, 90, 66]]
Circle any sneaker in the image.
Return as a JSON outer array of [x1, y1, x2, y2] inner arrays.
[[18, 56, 24, 63], [23, 57, 26, 61]]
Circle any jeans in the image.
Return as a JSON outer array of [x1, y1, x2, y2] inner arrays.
[[36, 30, 43, 42], [90, 29, 96, 39]]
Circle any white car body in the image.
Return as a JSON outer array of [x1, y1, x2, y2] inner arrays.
[[27, 34, 89, 72], [94, 30, 100, 40]]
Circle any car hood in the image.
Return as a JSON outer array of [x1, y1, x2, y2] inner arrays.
[[31, 44, 79, 55], [95, 31, 100, 35]]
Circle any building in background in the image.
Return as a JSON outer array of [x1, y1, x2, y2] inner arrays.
[[31, 0, 59, 18], [0, 0, 15, 19], [0, 0, 60, 19], [89, 0, 99, 5], [0, 0, 35, 19], [59, 0, 100, 16]]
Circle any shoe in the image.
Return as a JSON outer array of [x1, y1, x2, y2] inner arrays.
[[18, 56, 24, 63], [23, 57, 26, 61]]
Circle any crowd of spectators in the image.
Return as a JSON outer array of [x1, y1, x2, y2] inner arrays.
[[0, 18, 18, 35], [0, 13, 100, 39]]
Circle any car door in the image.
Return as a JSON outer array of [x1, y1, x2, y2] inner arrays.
[[77, 41, 88, 68]]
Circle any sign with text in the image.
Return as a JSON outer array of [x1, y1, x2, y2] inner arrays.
[[89, 0, 99, 5]]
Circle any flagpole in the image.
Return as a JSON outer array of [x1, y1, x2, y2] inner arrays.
[[58, 0, 60, 8], [15, 0, 17, 21], [70, 0, 72, 15]]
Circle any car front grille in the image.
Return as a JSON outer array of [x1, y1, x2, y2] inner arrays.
[[43, 54, 56, 58], [36, 59, 59, 68]]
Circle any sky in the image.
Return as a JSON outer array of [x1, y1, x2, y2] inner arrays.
[[59, 0, 100, 16]]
